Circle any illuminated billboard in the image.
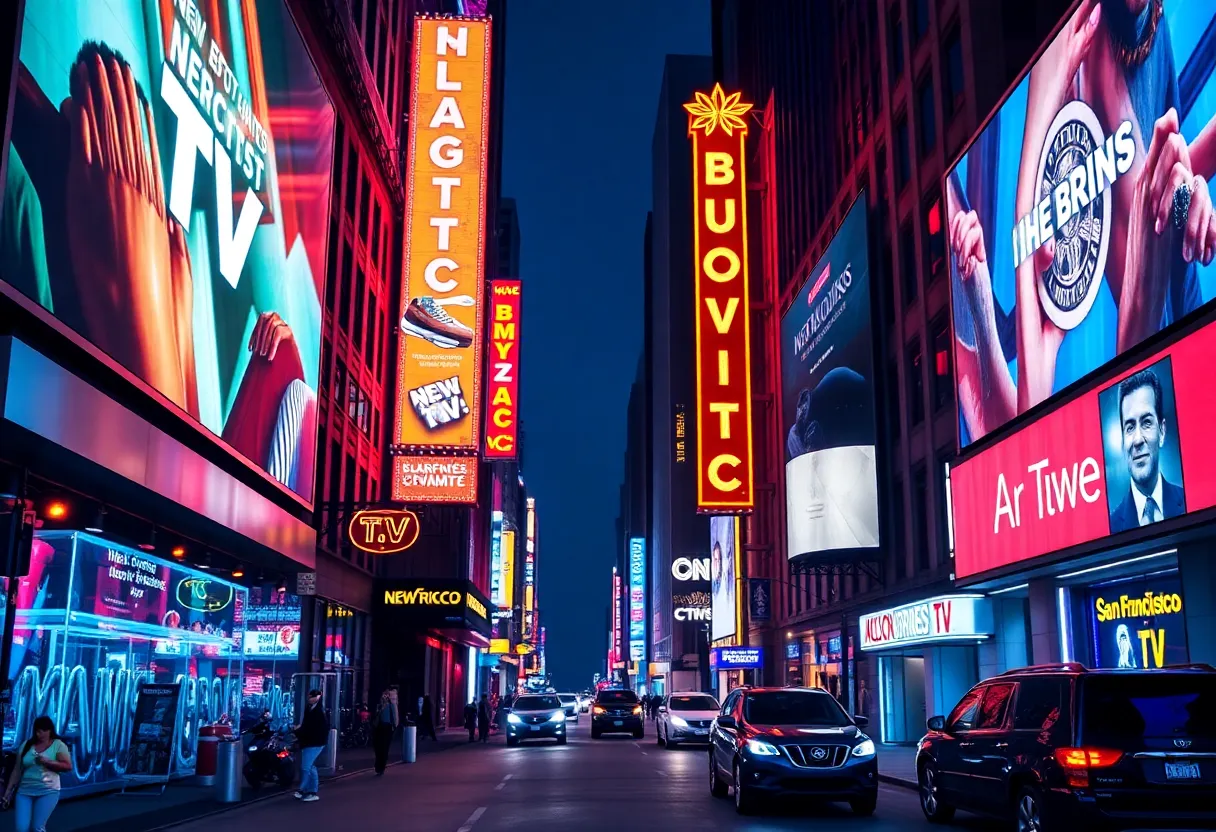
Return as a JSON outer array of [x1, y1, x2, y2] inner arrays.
[[490, 510, 504, 606], [500, 529, 516, 609], [485, 280, 522, 458], [628, 538, 646, 662], [781, 195, 879, 558], [710, 517, 738, 642], [391, 455, 478, 503], [392, 16, 491, 498], [947, 0, 1216, 449], [523, 497, 537, 641], [612, 567, 622, 665], [1, 0, 335, 504], [684, 84, 755, 512]]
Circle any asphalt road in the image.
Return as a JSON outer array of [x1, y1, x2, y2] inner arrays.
[[170, 718, 1002, 831]]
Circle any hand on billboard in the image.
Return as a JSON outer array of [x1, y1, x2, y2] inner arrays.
[[62, 51, 188, 409], [249, 312, 295, 363], [1014, 237, 1067, 412], [1034, 0, 1101, 118]]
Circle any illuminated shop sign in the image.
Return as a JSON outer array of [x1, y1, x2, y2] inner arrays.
[[391, 455, 478, 504], [612, 568, 622, 664], [711, 646, 763, 669], [950, 314, 1216, 579], [383, 589, 463, 606], [348, 509, 420, 554], [685, 83, 755, 512], [392, 16, 492, 500], [500, 529, 516, 609], [629, 538, 646, 662], [377, 579, 491, 634], [786, 641, 801, 660], [672, 557, 710, 581], [671, 555, 711, 624], [485, 280, 522, 458], [1090, 575, 1188, 669], [176, 578, 233, 613], [490, 511, 503, 605], [859, 595, 994, 651], [524, 497, 537, 640]]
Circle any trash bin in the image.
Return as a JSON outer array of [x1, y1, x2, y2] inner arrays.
[[401, 719, 417, 764], [195, 724, 233, 786], [214, 737, 243, 803]]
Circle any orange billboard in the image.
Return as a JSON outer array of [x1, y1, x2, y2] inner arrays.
[[391, 455, 478, 504], [685, 84, 755, 512], [394, 16, 492, 452]]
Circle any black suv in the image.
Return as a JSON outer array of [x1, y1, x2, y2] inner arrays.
[[708, 686, 878, 816], [591, 689, 644, 738], [917, 663, 1216, 831]]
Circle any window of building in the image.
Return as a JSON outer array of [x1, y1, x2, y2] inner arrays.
[[900, 221, 917, 304], [352, 265, 366, 358], [891, 478, 907, 579], [370, 201, 382, 269], [913, 0, 930, 41], [325, 213, 341, 313], [348, 381, 369, 435], [334, 359, 348, 406], [339, 239, 354, 333], [896, 117, 911, 190], [327, 441, 342, 550], [912, 464, 930, 571], [889, 6, 904, 83], [931, 315, 952, 410], [906, 340, 925, 425], [366, 289, 378, 366], [344, 155, 358, 222], [917, 76, 936, 155], [924, 192, 944, 278], [880, 240, 895, 332], [887, 355, 901, 440], [944, 26, 965, 119]]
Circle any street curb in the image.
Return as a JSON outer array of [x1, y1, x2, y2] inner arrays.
[[878, 773, 918, 791]]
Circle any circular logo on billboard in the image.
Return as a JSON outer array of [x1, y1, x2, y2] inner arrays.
[[1034, 100, 1111, 331]]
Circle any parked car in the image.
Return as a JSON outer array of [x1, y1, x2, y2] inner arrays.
[[558, 693, 580, 722], [657, 692, 719, 747], [916, 662, 1216, 831], [709, 686, 877, 816], [577, 694, 591, 713], [591, 689, 644, 739], [505, 694, 568, 746]]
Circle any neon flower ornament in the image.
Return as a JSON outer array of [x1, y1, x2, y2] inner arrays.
[[683, 83, 753, 137]]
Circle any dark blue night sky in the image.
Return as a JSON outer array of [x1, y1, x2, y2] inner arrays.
[[502, 2, 709, 690]]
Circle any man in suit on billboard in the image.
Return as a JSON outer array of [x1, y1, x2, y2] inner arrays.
[[1109, 369, 1185, 533]]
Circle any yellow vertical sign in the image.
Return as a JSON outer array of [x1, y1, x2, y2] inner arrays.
[[501, 530, 516, 609]]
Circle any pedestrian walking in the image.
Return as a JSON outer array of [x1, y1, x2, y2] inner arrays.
[[418, 695, 439, 741], [2, 715, 71, 832], [293, 689, 329, 802], [477, 694, 492, 743], [371, 687, 398, 775], [640, 694, 649, 716], [464, 700, 477, 742]]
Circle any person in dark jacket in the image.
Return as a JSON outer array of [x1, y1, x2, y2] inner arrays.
[[477, 694, 492, 743], [293, 689, 328, 802], [463, 701, 477, 742], [418, 696, 438, 741], [371, 687, 398, 775]]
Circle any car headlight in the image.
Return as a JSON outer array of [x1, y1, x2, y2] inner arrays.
[[670, 716, 689, 728], [852, 738, 876, 758], [745, 739, 781, 756], [248, 746, 258, 753], [507, 713, 523, 725], [632, 705, 643, 715], [550, 711, 566, 722], [593, 706, 605, 714]]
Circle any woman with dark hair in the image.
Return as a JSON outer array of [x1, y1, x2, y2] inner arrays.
[[2, 715, 72, 831]]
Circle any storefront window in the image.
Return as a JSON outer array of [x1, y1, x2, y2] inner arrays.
[[241, 585, 300, 730], [1087, 573, 1188, 670], [6, 532, 246, 792]]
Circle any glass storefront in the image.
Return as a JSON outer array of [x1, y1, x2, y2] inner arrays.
[[308, 599, 370, 735], [241, 585, 301, 730], [5, 532, 246, 792]]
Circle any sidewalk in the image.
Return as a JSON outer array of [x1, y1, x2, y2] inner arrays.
[[877, 743, 918, 790], [18, 730, 470, 832]]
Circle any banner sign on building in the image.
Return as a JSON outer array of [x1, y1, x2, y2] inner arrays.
[[1089, 575, 1188, 669], [684, 83, 755, 512], [490, 511, 503, 605], [950, 315, 1216, 579], [348, 509, 420, 554], [711, 646, 763, 669], [628, 538, 646, 662], [500, 529, 516, 610], [485, 280, 522, 458], [859, 595, 993, 650], [748, 578, 771, 623], [376, 578, 491, 636], [781, 195, 879, 559], [671, 556, 710, 624], [612, 567, 622, 665], [947, 1, 1216, 449], [1, 0, 336, 505], [523, 497, 537, 640], [391, 455, 478, 504], [392, 16, 492, 499]]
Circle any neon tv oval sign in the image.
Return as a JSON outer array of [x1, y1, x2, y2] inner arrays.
[[348, 509, 421, 554], [176, 578, 233, 613]]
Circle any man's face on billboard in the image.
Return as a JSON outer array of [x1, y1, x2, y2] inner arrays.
[[1120, 384, 1164, 491]]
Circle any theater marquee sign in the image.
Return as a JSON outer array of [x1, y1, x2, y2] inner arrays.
[[685, 84, 755, 512]]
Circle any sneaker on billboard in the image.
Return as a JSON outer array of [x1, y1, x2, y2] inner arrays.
[[401, 297, 474, 348], [302, 794, 320, 802]]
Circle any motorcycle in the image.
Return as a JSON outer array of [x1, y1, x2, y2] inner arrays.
[[242, 714, 295, 789]]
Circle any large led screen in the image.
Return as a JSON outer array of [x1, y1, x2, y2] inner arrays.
[[780, 195, 879, 559], [1, 0, 335, 503], [948, 0, 1216, 449], [710, 516, 737, 642]]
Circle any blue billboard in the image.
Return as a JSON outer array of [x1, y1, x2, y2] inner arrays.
[[712, 646, 764, 669], [628, 538, 646, 662]]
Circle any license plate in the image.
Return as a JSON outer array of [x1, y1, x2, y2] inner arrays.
[[530, 725, 540, 732], [693, 729, 707, 735], [1165, 762, 1200, 780], [613, 720, 623, 726]]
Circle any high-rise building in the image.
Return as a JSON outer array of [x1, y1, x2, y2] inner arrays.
[[498, 197, 522, 279]]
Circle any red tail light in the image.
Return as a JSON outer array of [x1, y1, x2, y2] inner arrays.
[[1053, 747, 1122, 788], [277, 750, 290, 759]]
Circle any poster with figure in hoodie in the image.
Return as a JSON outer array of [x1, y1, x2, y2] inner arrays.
[[780, 194, 879, 559]]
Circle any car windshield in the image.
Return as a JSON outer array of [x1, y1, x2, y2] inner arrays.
[[1081, 674, 1216, 750], [514, 695, 561, 711], [669, 695, 719, 711], [744, 691, 851, 727], [597, 691, 638, 704], [559, 695, 576, 704]]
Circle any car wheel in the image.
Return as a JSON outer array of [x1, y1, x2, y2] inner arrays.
[[507, 736, 519, 747], [919, 763, 956, 823], [591, 727, 601, 739], [850, 793, 878, 816], [733, 761, 757, 815], [557, 735, 567, 745], [1016, 786, 1052, 832], [633, 728, 644, 739], [709, 751, 728, 798]]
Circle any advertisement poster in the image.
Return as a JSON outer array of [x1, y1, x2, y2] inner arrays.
[[1089, 575, 1188, 669], [780, 194, 879, 558], [394, 17, 491, 451], [749, 578, 771, 623], [710, 517, 737, 641], [1, 0, 335, 502], [127, 682, 182, 778], [500, 529, 516, 609], [242, 587, 300, 658], [628, 538, 645, 662], [484, 280, 522, 459], [949, 308, 1216, 579], [948, 0, 1216, 449]]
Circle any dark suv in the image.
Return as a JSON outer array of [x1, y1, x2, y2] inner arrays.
[[917, 663, 1216, 831], [591, 689, 644, 739], [708, 686, 878, 816]]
